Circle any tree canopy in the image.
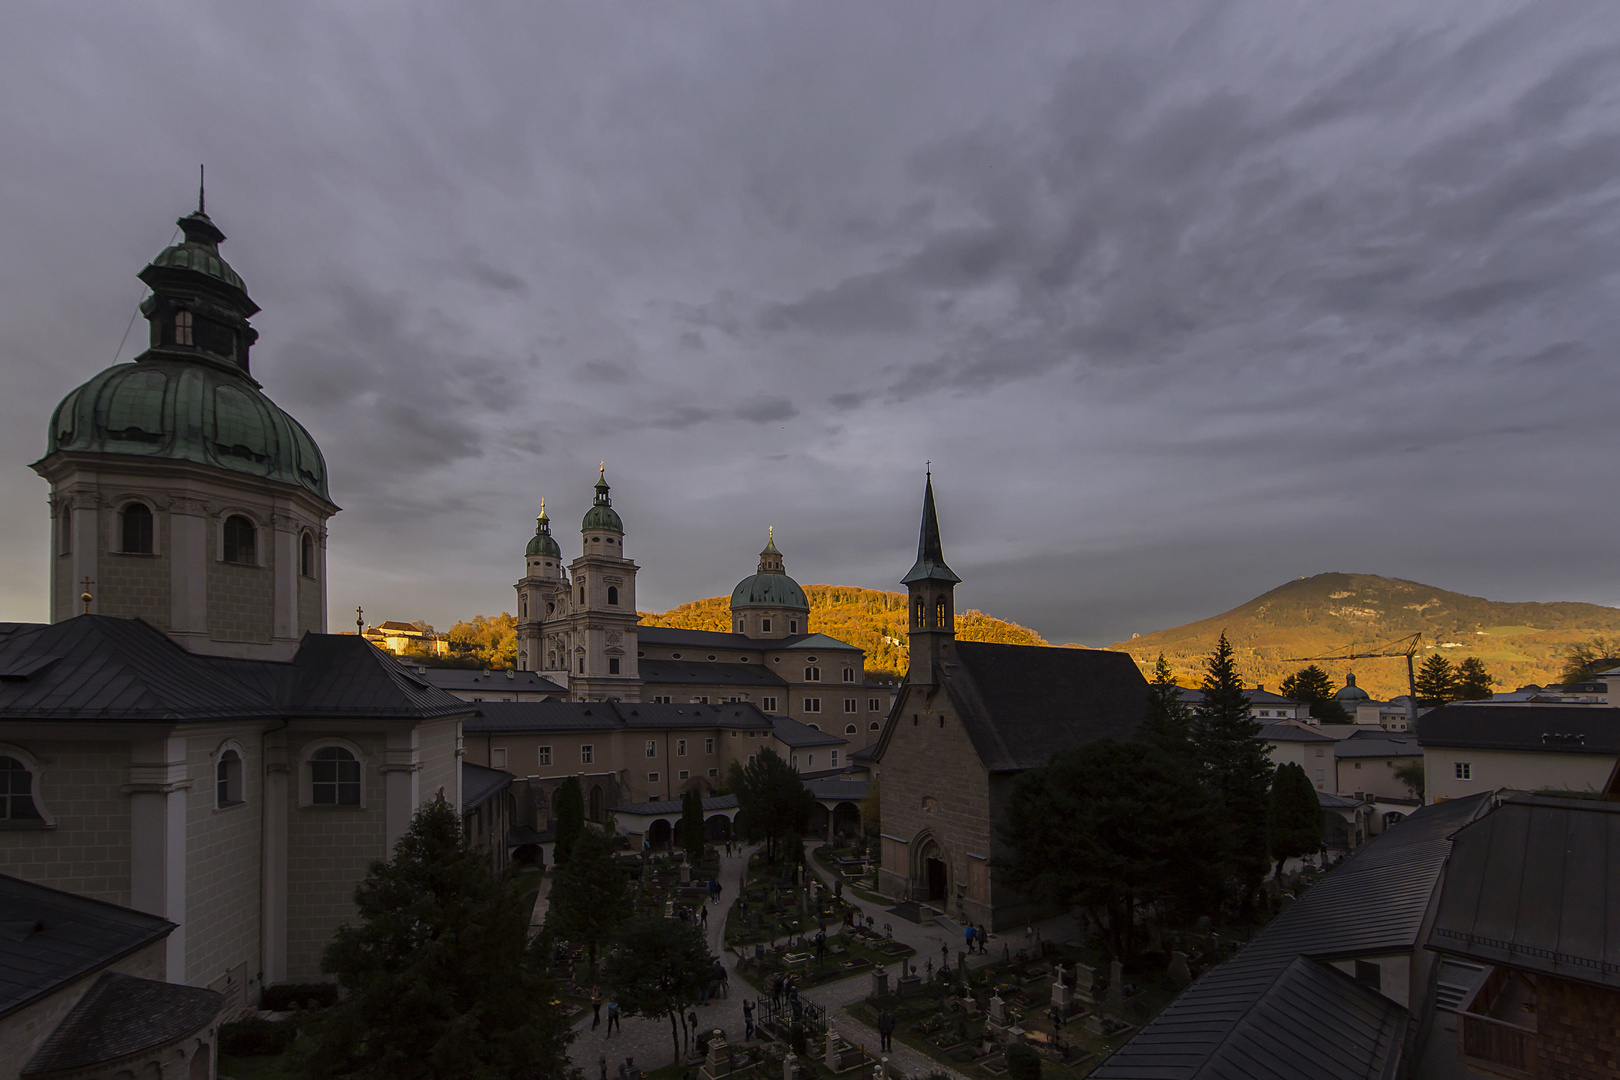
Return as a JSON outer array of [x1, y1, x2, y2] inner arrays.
[[1561, 637, 1620, 686], [1138, 654, 1195, 760], [1393, 759, 1425, 801], [546, 825, 632, 966], [997, 738, 1222, 958], [1193, 632, 1272, 916], [1279, 665, 1351, 723], [679, 787, 705, 862], [297, 800, 573, 1080], [1414, 654, 1457, 706], [1268, 763, 1321, 877], [553, 777, 583, 866], [733, 747, 814, 862], [602, 916, 717, 1063], [1454, 657, 1495, 701]]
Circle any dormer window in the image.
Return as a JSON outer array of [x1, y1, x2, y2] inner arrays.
[[175, 309, 193, 346]]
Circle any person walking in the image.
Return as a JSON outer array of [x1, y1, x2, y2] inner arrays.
[[591, 986, 604, 1029], [606, 999, 621, 1035], [743, 998, 755, 1040], [700, 903, 709, 927], [877, 1010, 895, 1052]]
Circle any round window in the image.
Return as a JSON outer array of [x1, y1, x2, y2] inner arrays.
[[708, 654, 717, 661], [672, 653, 682, 659]]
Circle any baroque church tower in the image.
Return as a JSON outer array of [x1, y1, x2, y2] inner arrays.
[[514, 468, 640, 700], [32, 192, 336, 658], [902, 471, 960, 684]]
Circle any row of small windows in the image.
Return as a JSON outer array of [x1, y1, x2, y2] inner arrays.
[[64, 503, 319, 577], [577, 584, 621, 605]]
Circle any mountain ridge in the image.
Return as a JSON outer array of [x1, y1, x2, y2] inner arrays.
[[1105, 572, 1620, 699]]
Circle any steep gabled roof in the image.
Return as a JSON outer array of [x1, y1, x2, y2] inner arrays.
[[918, 641, 1149, 773], [0, 874, 175, 1019], [283, 633, 473, 719], [1429, 794, 1620, 989], [1093, 792, 1494, 1080]]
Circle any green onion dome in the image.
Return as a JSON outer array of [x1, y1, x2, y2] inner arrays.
[[731, 530, 810, 612], [527, 501, 562, 557]]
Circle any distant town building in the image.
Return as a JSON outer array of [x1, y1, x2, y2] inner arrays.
[[363, 619, 449, 657], [1418, 702, 1620, 803]]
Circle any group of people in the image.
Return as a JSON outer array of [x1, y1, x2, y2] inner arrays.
[[963, 921, 990, 954], [589, 988, 622, 1034]]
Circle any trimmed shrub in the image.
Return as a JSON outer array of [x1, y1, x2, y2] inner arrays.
[[260, 982, 338, 1011], [219, 1017, 295, 1056]]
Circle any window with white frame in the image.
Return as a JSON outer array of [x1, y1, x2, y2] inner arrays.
[[0, 754, 45, 822], [679, 770, 689, 780], [843, 668, 854, 682], [1455, 762, 1472, 780], [215, 748, 244, 808], [677, 739, 687, 756], [705, 738, 715, 754], [869, 698, 880, 711], [581, 744, 594, 764], [708, 768, 718, 778], [762, 697, 777, 712], [804, 698, 821, 713], [831, 750, 839, 767], [648, 772, 659, 783], [804, 666, 821, 681], [310, 747, 361, 806], [491, 747, 508, 769], [538, 746, 552, 766], [844, 699, 856, 713], [645, 740, 657, 757], [845, 724, 857, 734]]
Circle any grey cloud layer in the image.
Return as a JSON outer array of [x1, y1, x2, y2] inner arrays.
[[0, 2, 1616, 645]]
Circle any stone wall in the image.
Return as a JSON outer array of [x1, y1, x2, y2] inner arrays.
[[206, 524, 273, 642], [183, 726, 264, 995], [875, 685, 995, 927], [417, 718, 461, 812], [284, 733, 389, 980], [298, 569, 323, 635], [1538, 975, 1620, 1080], [0, 740, 132, 904]]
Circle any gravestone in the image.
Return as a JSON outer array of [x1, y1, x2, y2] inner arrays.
[[783, 1053, 798, 1080], [1083, 1015, 1104, 1038], [1168, 951, 1192, 988], [871, 970, 889, 997], [896, 974, 923, 998], [1051, 976, 1070, 1010], [1072, 964, 1095, 1003], [988, 994, 1007, 1024], [665, 901, 675, 919], [1107, 960, 1125, 1008], [681, 863, 692, 883]]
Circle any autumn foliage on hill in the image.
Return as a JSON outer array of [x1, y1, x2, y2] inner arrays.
[[640, 584, 1048, 682]]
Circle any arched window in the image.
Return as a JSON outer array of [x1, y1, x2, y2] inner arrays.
[[300, 531, 316, 577], [222, 515, 256, 565], [175, 309, 194, 345], [579, 586, 586, 604], [935, 600, 947, 628], [789, 620, 798, 634], [845, 724, 858, 734], [216, 749, 244, 808], [310, 746, 361, 806], [0, 756, 43, 821], [119, 502, 153, 554], [870, 721, 880, 730], [913, 598, 924, 628], [607, 586, 619, 606]]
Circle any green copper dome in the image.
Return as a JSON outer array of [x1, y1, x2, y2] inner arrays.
[[527, 502, 562, 557], [731, 530, 809, 612], [37, 199, 331, 504], [1334, 673, 1371, 703], [582, 466, 623, 532], [45, 357, 331, 502]]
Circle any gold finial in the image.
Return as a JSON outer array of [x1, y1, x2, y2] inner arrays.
[[769, 525, 774, 541], [79, 577, 94, 615]]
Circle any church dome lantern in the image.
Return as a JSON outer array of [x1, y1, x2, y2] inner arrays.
[[1335, 673, 1371, 703], [581, 465, 624, 534], [731, 529, 811, 637], [526, 501, 562, 558]]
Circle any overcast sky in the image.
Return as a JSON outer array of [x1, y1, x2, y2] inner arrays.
[[3, 2, 1618, 646]]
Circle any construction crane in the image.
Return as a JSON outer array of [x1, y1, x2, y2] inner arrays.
[[1283, 632, 1423, 727]]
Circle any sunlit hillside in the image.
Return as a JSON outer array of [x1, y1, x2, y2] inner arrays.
[[1110, 573, 1620, 699]]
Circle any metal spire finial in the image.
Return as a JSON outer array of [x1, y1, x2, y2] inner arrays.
[[198, 164, 205, 215], [356, 605, 364, 635]]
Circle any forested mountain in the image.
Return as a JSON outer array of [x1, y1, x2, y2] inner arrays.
[[640, 585, 1048, 682], [1110, 573, 1620, 699]]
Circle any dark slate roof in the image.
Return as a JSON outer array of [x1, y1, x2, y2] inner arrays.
[[639, 659, 787, 687], [1317, 790, 1365, 809], [637, 627, 858, 653], [462, 761, 513, 811], [897, 641, 1148, 773], [1334, 737, 1421, 759], [1093, 792, 1495, 1080], [462, 700, 774, 734], [804, 777, 871, 802], [1417, 703, 1620, 754], [770, 716, 848, 748], [0, 617, 472, 723], [1178, 687, 1304, 707], [1428, 794, 1620, 989], [0, 874, 174, 1019], [849, 743, 879, 763], [22, 971, 222, 1075], [417, 668, 566, 695], [612, 793, 740, 816], [1259, 722, 1337, 744]]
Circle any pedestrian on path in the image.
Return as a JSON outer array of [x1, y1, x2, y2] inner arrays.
[[701, 904, 709, 927], [877, 1009, 895, 1052], [606, 1000, 621, 1034], [964, 924, 974, 956], [743, 998, 755, 1040], [591, 986, 604, 1029]]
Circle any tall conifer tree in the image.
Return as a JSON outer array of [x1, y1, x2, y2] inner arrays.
[[1192, 633, 1272, 916], [553, 776, 583, 865]]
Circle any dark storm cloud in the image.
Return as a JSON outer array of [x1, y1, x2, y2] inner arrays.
[[1, 2, 1618, 644]]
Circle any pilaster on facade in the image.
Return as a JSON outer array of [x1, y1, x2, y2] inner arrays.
[[126, 737, 190, 981], [382, 729, 422, 849]]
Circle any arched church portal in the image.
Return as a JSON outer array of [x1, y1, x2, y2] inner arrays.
[[912, 832, 950, 904]]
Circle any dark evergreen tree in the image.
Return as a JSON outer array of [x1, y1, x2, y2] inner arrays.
[[1279, 665, 1351, 723], [680, 787, 705, 863], [1138, 655, 1195, 759], [734, 747, 814, 862], [1455, 657, 1495, 701], [546, 825, 632, 967], [602, 916, 717, 1063], [997, 739, 1222, 958], [1415, 654, 1458, 706], [297, 800, 573, 1080], [1267, 763, 1321, 878], [1393, 760, 1425, 801], [1192, 632, 1272, 917], [553, 776, 584, 866]]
